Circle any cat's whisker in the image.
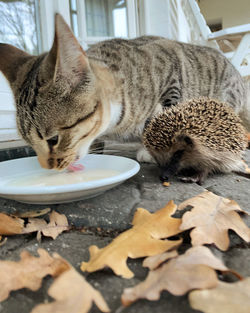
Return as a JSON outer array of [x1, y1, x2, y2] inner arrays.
[[89, 149, 130, 154]]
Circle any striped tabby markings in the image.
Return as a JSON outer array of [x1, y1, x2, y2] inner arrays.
[[61, 102, 100, 130]]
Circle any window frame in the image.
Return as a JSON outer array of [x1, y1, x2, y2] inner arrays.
[[39, 0, 71, 51], [72, 0, 139, 48]]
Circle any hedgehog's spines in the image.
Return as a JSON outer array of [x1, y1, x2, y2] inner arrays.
[[143, 97, 247, 154]]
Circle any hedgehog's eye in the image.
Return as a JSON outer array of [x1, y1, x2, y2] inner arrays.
[[176, 135, 193, 146], [183, 136, 193, 146], [173, 149, 184, 159]]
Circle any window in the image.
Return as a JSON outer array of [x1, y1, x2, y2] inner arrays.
[[85, 0, 128, 37], [69, 0, 138, 47], [0, 0, 41, 55], [69, 0, 79, 38]]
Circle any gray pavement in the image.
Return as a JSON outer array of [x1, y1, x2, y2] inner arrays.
[[0, 146, 249, 313]]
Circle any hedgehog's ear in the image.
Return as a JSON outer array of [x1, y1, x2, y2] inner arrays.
[[176, 135, 194, 147]]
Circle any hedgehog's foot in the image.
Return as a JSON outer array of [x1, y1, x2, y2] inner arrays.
[[178, 168, 208, 185], [179, 176, 200, 184], [234, 171, 250, 179], [232, 159, 250, 179]]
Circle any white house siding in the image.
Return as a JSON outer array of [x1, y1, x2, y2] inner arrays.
[[0, 73, 25, 148], [140, 0, 176, 39]]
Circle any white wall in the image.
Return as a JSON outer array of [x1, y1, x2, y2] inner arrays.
[[178, 2, 191, 43], [140, 0, 173, 38], [0, 74, 25, 148]]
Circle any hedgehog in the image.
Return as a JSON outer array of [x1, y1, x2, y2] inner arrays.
[[143, 98, 248, 185]]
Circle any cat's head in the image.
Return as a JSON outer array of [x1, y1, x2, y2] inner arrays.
[[0, 14, 114, 170]]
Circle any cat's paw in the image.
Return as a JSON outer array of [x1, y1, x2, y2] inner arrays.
[[136, 148, 155, 163]]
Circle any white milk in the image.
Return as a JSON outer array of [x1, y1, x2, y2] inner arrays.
[[8, 169, 120, 187]]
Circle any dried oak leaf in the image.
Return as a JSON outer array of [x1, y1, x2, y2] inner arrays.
[[23, 210, 69, 240], [0, 213, 24, 235], [41, 211, 69, 239], [0, 248, 70, 302], [121, 246, 228, 306], [189, 277, 250, 313], [179, 191, 250, 251], [81, 201, 183, 278], [12, 208, 51, 218], [0, 236, 7, 247], [143, 250, 178, 270], [31, 266, 110, 313]]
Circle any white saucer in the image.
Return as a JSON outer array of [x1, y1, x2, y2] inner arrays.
[[0, 154, 140, 204]]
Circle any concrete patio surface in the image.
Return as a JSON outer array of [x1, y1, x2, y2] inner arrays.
[[0, 145, 249, 313]]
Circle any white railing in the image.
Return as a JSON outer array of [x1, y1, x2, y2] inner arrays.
[[176, 0, 217, 49], [179, 0, 250, 77]]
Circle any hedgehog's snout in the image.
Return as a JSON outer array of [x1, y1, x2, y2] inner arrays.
[[159, 162, 178, 182], [159, 172, 169, 182], [158, 148, 186, 182]]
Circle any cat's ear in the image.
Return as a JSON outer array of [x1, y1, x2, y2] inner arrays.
[[0, 43, 31, 84], [47, 13, 89, 85]]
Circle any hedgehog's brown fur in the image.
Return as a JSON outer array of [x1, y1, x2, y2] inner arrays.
[[143, 98, 248, 184]]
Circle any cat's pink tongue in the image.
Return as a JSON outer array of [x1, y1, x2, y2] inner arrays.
[[67, 163, 84, 172]]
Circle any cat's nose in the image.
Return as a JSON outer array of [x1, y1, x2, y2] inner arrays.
[[37, 155, 51, 169], [37, 155, 55, 169]]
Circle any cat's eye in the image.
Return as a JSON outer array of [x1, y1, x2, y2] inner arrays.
[[47, 135, 59, 147]]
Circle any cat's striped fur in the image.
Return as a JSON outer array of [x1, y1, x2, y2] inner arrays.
[[0, 14, 249, 170]]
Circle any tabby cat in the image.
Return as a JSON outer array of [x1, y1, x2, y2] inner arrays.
[[0, 14, 249, 170]]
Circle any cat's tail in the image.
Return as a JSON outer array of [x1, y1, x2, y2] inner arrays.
[[239, 77, 250, 132]]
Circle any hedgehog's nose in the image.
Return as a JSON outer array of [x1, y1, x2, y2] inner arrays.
[[159, 166, 170, 182], [159, 174, 169, 182]]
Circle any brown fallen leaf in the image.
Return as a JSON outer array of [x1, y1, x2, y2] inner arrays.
[[0, 213, 24, 235], [0, 248, 70, 302], [81, 201, 183, 278], [24, 218, 47, 241], [163, 182, 170, 187], [189, 277, 250, 313], [143, 250, 178, 270], [31, 266, 110, 313], [179, 191, 250, 251], [41, 211, 69, 240], [12, 208, 51, 218], [23, 210, 69, 240], [0, 236, 7, 247], [121, 246, 228, 306]]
